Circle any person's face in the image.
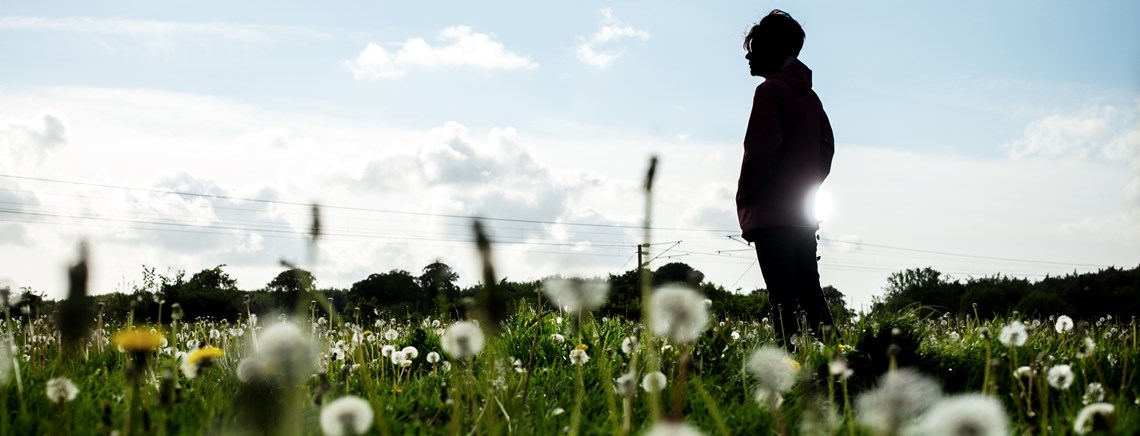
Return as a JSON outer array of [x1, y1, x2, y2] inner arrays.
[[746, 41, 781, 77]]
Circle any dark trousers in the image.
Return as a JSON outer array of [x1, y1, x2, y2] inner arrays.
[[753, 226, 835, 345]]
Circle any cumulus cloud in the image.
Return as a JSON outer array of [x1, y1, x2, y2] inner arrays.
[[349, 26, 537, 79], [235, 127, 315, 149], [0, 110, 68, 167], [1004, 101, 1140, 206], [575, 8, 650, 68]]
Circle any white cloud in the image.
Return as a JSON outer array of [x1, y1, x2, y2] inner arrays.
[[575, 8, 650, 68], [0, 110, 68, 168], [0, 16, 326, 43], [349, 26, 537, 79]]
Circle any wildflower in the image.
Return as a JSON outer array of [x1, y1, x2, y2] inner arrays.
[[1056, 315, 1074, 333], [644, 421, 705, 436], [1076, 337, 1096, 358], [621, 336, 639, 354], [746, 346, 799, 395], [829, 357, 853, 381], [1083, 383, 1106, 405], [319, 395, 374, 436], [550, 407, 565, 416], [648, 285, 709, 343], [1047, 364, 1074, 390], [914, 394, 1009, 436], [401, 346, 419, 360], [383, 329, 398, 341], [181, 346, 224, 379], [541, 278, 610, 311], [642, 371, 667, 393], [1014, 366, 1036, 379], [426, 351, 440, 364], [112, 328, 165, 353], [236, 357, 272, 383], [45, 377, 79, 404], [391, 351, 407, 366], [381, 345, 395, 357], [256, 322, 318, 383], [1073, 403, 1114, 435], [569, 348, 590, 365], [856, 369, 943, 433], [441, 361, 452, 372], [730, 330, 740, 341], [998, 320, 1028, 347], [551, 333, 565, 344], [615, 372, 636, 396], [441, 321, 485, 359]]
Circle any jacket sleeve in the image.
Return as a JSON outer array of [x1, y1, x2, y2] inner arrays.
[[737, 84, 782, 203], [820, 109, 834, 180]]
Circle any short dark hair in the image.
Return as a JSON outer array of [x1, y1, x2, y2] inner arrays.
[[743, 9, 805, 58]]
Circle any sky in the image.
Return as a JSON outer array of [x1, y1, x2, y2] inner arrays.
[[1, 1, 1138, 310]]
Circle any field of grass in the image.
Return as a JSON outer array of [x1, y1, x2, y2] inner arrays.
[[1, 291, 1136, 435]]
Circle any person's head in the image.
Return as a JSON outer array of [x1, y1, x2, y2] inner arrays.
[[744, 10, 805, 77]]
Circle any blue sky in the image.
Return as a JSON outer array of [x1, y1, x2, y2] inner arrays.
[[1, 1, 1137, 308]]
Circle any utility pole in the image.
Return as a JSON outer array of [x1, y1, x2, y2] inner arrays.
[[636, 243, 647, 291]]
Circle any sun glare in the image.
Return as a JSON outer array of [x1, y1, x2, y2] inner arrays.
[[812, 187, 834, 223]]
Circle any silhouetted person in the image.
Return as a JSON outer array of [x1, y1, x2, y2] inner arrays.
[[736, 10, 835, 348]]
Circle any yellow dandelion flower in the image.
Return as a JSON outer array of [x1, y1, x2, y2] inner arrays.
[[363, 330, 373, 337], [112, 328, 165, 352], [188, 346, 225, 364], [789, 359, 801, 371], [575, 344, 589, 351]]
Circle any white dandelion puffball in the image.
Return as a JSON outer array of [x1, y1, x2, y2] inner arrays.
[[319, 395, 374, 436], [998, 320, 1028, 347], [615, 372, 637, 396], [914, 394, 1009, 436], [856, 368, 943, 433], [1013, 366, 1036, 379], [542, 277, 610, 311], [1055, 315, 1074, 333], [648, 285, 709, 343], [644, 421, 706, 436], [569, 348, 590, 365], [1077, 337, 1096, 358], [551, 333, 565, 344], [746, 346, 799, 394], [621, 337, 639, 355], [383, 329, 398, 341], [426, 351, 440, 364], [236, 357, 272, 383], [1047, 364, 1074, 390], [45, 377, 78, 404], [390, 351, 407, 366], [401, 346, 419, 360], [381, 345, 395, 357], [642, 371, 668, 393], [441, 321, 485, 359], [1083, 382, 1106, 405], [1074, 402, 1114, 435], [256, 322, 318, 382]]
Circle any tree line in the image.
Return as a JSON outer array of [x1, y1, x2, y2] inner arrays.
[[7, 261, 1135, 324]]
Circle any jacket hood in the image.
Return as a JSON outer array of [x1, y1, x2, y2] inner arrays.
[[767, 59, 812, 92]]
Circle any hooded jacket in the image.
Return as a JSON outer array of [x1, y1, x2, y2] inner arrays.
[[736, 59, 834, 241]]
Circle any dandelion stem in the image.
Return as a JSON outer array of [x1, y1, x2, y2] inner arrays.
[[668, 345, 690, 421], [570, 363, 585, 436]]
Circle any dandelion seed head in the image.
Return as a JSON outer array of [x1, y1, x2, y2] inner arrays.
[[426, 351, 440, 364], [381, 345, 395, 357], [642, 371, 667, 393], [401, 346, 419, 360], [542, 278, 610, 312], [441, 321, 485, 359], [615, 372, 636, 396], [998, 320, 1028, 347], [1077, 337, 1096, 358], [1055, 315, 1074, 333], [569, 348, 590, 365], [256, 322, 318, 382], [914, 394, 1009, 436], [648, 285, 709, 343], [551, 333, 565, 344], [621, 336, 638, 354], [856, 368, 943, 433], [45, 377, 78, 404], [319, 395, 374, 436], [1047, 364, 1074, 390], [1082, 382, 1106, 405], [644, 421, 705, 436], [1073, 403, 1114, 435], [746, 346, 799, 393]]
